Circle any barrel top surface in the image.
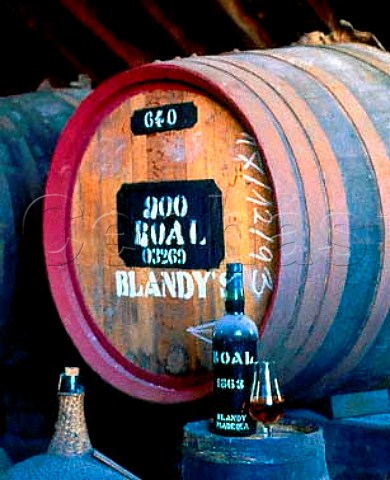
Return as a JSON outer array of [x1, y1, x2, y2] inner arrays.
[[182, 418, 326, 461], [184, 417, 321, 438]]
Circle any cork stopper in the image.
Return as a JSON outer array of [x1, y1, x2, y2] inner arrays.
[[65, 367, 79, 376]]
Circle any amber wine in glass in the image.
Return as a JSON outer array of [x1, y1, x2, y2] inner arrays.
[[249, 360, 284, 436]]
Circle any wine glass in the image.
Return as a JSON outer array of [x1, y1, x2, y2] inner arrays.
[[249, 360, 285, 437]]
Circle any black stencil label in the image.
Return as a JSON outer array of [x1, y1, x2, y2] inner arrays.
[[117, 180, 224, 269], [131, 102, 197, 135]]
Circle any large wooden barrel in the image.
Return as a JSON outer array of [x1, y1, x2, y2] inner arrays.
[[43, 43, 390, 404]]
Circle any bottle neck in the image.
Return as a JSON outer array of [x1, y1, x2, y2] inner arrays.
[[225, 299, 245, 315], [225, 269, 245, 315]]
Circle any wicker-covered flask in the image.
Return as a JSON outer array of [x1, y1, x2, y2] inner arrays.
[[3, 367, 140, 479], [47, 366, 92, 457]]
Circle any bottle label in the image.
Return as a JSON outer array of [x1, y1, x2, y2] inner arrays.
[[215, 412, 251, 433], [212, 341, 257, 436], [213, 350, 255, 366]]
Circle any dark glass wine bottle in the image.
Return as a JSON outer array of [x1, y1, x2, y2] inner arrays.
[[211, 262, 259, 436]]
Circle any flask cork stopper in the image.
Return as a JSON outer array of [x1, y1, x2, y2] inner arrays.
[[65, 366, 79, 376]]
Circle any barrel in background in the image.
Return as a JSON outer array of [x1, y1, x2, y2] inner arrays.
[[0, 86, 91, 461], [43, 43, 390, 405], [0, 86, 90, 353]]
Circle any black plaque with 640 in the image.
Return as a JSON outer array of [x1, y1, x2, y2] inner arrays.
[[130, 102, 197, 135]]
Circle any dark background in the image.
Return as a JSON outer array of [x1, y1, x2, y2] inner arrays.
[[0, 1, 389, 479], [1, 0, 389, 96]]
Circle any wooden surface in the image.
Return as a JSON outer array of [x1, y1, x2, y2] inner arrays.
[[70, 86, 277, 386]]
